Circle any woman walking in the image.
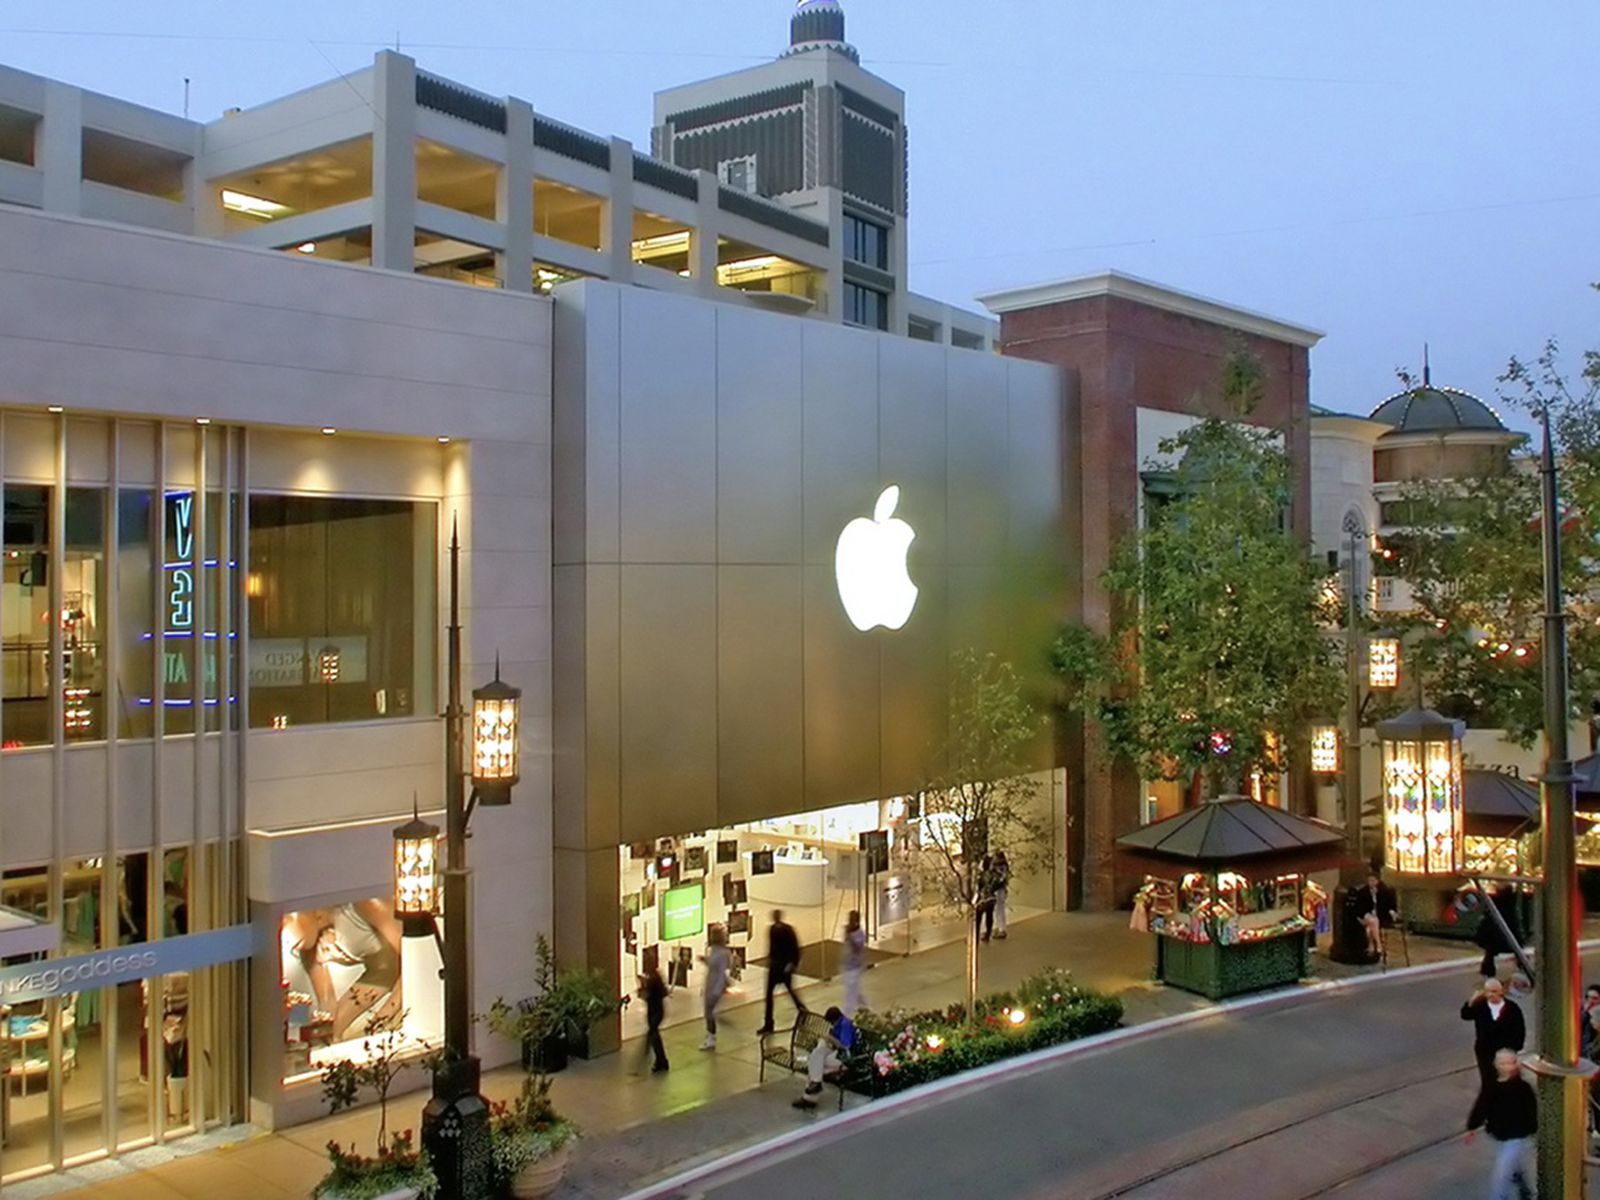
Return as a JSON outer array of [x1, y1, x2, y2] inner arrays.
[[700, 923, 730, 1050], [841, 910, 867, 1016]]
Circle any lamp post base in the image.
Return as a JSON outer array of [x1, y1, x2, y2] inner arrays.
[[1525, 1053, 1592, 1200], [421, 1055, 494, 1200]]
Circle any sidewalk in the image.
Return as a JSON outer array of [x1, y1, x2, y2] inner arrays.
[[7, 911, 1504, 1200]]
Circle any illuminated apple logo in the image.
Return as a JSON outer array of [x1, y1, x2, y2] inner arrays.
[[835, 485, 918, 631]]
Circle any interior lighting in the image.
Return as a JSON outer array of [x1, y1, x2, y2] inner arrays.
[[320, 427, 337, 436], [296, 242, 317, 254], [437, 436, 452, 444], [221, 189, 293, 220], [195, 417, 211, 425], [47, 406, 64, 414]]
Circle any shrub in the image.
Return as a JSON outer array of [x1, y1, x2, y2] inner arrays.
[[852, 968, 1122, 1095]]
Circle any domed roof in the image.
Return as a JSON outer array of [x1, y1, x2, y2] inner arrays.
[[1369, 384, 1506, 434], [786, 0, 858, 62]]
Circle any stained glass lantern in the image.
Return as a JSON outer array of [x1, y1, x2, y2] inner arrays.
[[471, 668, 521, 804], [392, 809, 441, 936], [1309, 723, 1340, 775], [1367, 636, 1400, 690], [1377, 708, 1465, 875]]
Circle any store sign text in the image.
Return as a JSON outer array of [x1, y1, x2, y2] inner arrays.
[[0, 925, 252, 1004]]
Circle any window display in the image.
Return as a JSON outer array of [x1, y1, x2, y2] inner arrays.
[[279, 898, 436, 1082]]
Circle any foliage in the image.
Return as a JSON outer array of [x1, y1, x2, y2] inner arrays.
[[851, 968, 1122, 1095], [316, 1012, 434, 1198], [912, 649, 1051, 1011], [1385, 319, 1600, 742], [1054, 417, 1344, 794], [485, 1082, 577, 1188], [486, 935, 623, 1049]]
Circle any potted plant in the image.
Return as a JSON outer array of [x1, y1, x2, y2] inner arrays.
[[485, 999, 577, 1199], [313, 1013, 435, 1200], [546, 960, 625, 1060]]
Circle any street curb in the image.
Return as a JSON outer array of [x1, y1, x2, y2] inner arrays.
[[619, 939, 1600, 1200]]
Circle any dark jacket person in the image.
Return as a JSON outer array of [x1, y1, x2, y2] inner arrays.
[[1461, 977, 1526, 1091]]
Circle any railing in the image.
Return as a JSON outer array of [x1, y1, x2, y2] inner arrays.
[[414, 73, 507, 133], [532, 115, 611, 171], [633, 154, 698, 201]]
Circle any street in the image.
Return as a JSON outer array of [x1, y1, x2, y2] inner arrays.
[[635, 956, 1600, 1200]]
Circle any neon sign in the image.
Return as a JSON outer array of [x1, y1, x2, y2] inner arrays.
[[167, 493, 195, 632]]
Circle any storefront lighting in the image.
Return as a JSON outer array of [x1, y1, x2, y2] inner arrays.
[[317, 644, 341, 683], [64, 687, 92, 733], [1309, 724, 1340, 775], [246, 572, 265, 598], [470, 665, 521, 804], [392, 807, 441, 935], [1378, 708, 1464, 876], [270, 714, 289, 730], [1367, 636, 1400, 690]]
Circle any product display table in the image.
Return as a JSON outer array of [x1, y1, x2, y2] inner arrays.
[[744, 852, 828, 907]]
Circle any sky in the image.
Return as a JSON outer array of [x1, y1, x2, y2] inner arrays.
[[4, 1, 1598, 430]]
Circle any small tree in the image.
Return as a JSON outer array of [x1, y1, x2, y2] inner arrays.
[[913, 649, 1050, 1018], [316, 1011, 434, 1199], [1055, 417, 1343, 798]]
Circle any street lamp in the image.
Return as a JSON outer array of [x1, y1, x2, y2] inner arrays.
[[391, 521, 519, 1200], [1309, 722, 1340, 776], [1376, 708, 1464, 876], [1366, 635, 1400, 691]]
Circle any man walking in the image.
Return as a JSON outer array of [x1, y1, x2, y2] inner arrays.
[[757, 909, 804, 1036], [841, 909, 867, 1016], [1461, 976, 1526, 1093], [1465, 1047, 1536, 1200]]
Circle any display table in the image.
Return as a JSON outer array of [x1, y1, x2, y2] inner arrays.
[[1154, 929, 1313, 1000], [744, 852, 828, 907]]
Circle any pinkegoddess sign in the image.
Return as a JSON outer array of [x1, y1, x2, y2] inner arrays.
[[834, 485, 918, 631]]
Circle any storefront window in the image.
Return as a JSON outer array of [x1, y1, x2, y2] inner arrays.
[[3, 485, 52, 747], [248, 497, 436, 729], [117, 489, 155, 739], [64, 488, 106, 741], [279, 898, 439, 1082]]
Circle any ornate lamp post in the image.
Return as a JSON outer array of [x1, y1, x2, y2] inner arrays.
[[1309, 722, 1341, 777], [1376, 708, 1465, 877], [393, 523, 521, 1200]]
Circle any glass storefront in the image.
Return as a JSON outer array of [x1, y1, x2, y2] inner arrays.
[[616, 796, 1047, 1038], [247, 496, 436, 729]]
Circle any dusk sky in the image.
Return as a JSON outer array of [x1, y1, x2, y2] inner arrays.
[[6, 1, 1596, 431]]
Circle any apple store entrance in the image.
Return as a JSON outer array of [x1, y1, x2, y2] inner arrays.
[[616, 796, 1040, 1040]]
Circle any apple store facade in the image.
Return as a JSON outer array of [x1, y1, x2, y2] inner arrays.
[[550, 282, 1076, 1034]]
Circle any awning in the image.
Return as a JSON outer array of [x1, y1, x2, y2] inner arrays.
[[0, 904, 59, 960], [1463, 768, 1539, 837], [1117, 797, 1346, 874]]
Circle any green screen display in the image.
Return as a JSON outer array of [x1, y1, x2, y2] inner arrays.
[[659, 881, 705, 942]]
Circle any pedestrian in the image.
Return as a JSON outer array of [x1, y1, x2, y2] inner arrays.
[[1351, 869, 1398, 962], [992, 851, 1011, 940], [1473, 884, 1521, 979], [1461, 976, 1526, 1094], [699, 923, 730, 1051], [841, 910, 867, 1016], [793, 1005, 858, 1110], [757, 908, 804, 1036], [1465, 1047, 1536, 1200], [1581, 983, 1600, 1138], [974, 854, 997, 943], [638, 965, 669, 1073]]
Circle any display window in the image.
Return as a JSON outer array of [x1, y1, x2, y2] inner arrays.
[[279, 898, 439, 1083]]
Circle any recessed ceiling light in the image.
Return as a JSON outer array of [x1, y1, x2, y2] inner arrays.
[[47, 405, 64, 414], [196, 417, 211, 425], [296, 242, 317, 254], [437, 436, 451, 444], [320, 427, 337, 435]]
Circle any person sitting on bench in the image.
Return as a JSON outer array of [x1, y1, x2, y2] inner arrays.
[[1352, 869, 1398, 961], [795, 1006, 857, 1109]]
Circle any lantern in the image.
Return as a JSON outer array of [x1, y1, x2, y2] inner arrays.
[[1377, 708, 1464, 875], [392, 809, 441, 934], [1309, 723, 1340, 775], [1367, 636, 1400, 690], [471, 668, 522, 802], [317, 644, 341, 683]]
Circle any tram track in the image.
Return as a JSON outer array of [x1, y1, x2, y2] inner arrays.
[[1085, 1063, 1478, 1199]]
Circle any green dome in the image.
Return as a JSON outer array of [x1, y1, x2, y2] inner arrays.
[[1369, 385, 1505, 434]]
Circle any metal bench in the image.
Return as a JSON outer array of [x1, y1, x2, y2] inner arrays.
[[759, 1012, 851, 1111]]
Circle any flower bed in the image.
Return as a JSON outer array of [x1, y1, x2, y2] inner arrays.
[[852, 968, 1123, 1095]]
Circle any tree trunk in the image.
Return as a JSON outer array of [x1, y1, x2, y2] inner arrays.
[[965, 907, 980, 1021]]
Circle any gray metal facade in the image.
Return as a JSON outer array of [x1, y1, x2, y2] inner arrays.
[[552, 281, 1073, 852]]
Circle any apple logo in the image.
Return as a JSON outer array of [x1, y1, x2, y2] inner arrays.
[[835, 485, 918, 632]]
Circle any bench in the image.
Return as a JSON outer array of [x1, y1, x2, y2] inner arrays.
[[758, 1012, 854, 1111]]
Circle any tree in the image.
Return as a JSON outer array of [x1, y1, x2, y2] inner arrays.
[[1054, 417, 1344, 799], [1386, 321, 1600, 743], [913, 649, 1050, 1018]]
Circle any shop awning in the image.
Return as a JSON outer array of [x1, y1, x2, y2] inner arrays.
[[1117, 796, 1345, 874], [1573, 752, 1600, 801], [1463, 768, 1539, 837], [0, 903, 59, 960]]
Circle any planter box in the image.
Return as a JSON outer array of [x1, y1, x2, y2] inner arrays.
[[521, 1034, 568, 1074], [1155, 931, 1312, 1000]]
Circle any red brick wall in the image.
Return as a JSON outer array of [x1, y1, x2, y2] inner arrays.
[[999, 291, 1313, 909]]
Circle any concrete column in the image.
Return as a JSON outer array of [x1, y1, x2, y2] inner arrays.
[[602, 136, 634, 284], [38, 81, 83, 215], [370, 51, 417, 273], [889, 214, 910, 336], [821, 189, 846, 323], [690, 170, 720, 298], [497, 98, 534, 292], [189, 125, 224, 240]]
